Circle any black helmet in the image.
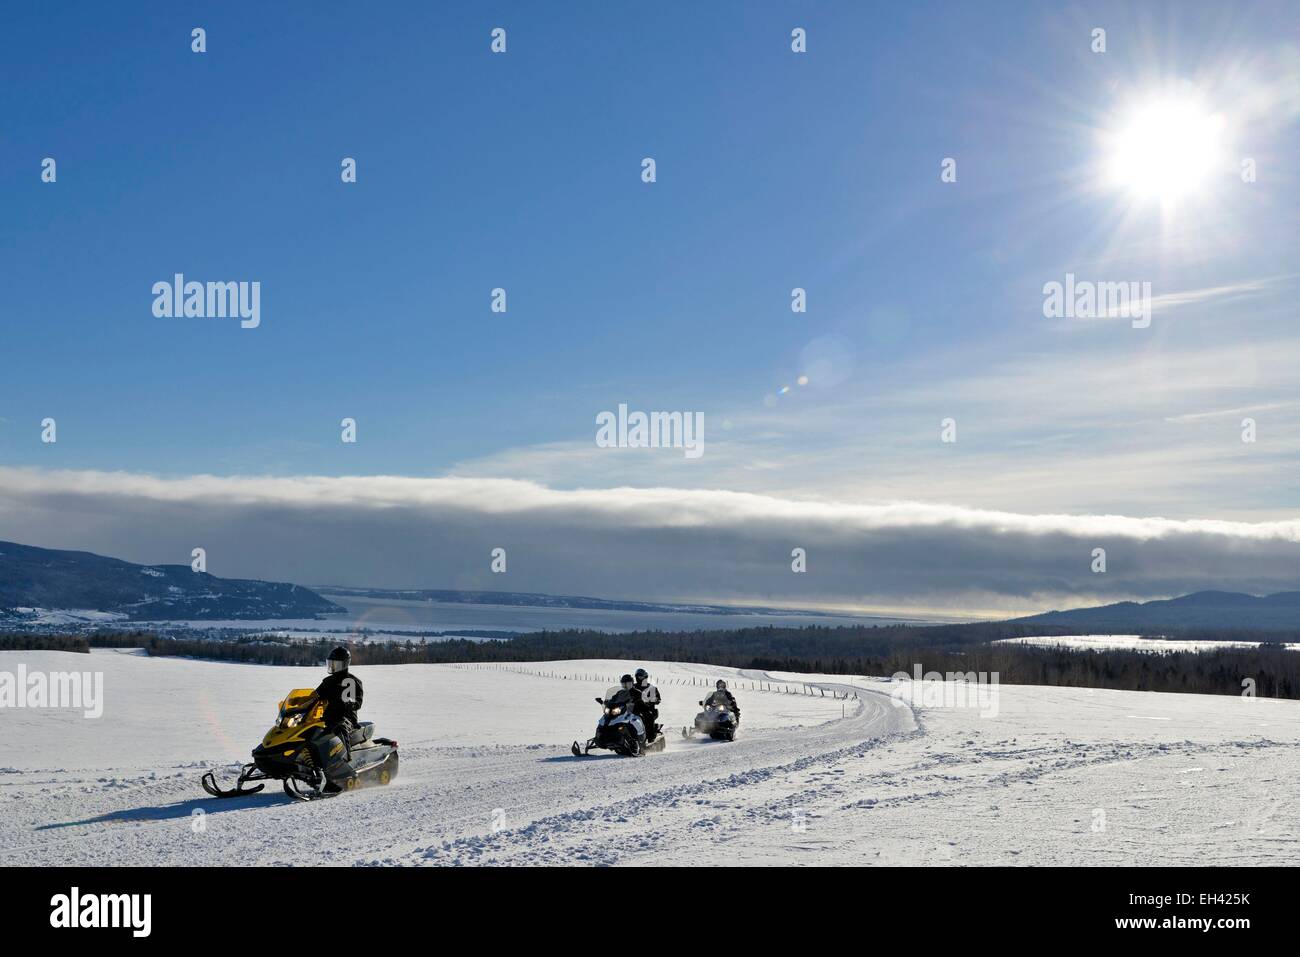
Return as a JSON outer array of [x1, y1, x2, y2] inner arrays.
[[715, 679, 727, 690], [327, 646, 350, 674], [620, 673, 634, 688], [635, 668, 649, 681]]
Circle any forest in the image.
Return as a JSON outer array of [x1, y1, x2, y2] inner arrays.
[[4, 621, 1297, 699]]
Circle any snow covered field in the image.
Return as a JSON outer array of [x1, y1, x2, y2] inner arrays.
[[996, 634, 1300, 653], [2, 649, 1297, 866]]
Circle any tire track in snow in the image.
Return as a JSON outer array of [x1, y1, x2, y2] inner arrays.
[[381, 689, 916, 865], [1, 672, 914, 867]]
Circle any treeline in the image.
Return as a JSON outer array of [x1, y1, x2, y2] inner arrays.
[[1128, 626, 1300, 643], [5, 623, 1299, 699], [143, 635, 331, 666], [135, 625, 1300, 699], [753, 646, 1300, 698], [0, 631, 151, 654], [0, 633, 90, 653]]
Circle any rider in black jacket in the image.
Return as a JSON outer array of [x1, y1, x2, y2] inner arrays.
[[309, 647, 364, 786], [633, 668, 661, 743], [704, 679, 740, 723], [316, 646, 364, 728]]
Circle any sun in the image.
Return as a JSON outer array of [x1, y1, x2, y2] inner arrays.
[[1104, 94, 1227, 204]]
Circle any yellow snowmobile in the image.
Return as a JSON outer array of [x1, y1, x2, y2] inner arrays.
[[201, 688, 399, 801]]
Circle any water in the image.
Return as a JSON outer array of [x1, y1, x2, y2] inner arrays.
[[140, 595, 927, 641]]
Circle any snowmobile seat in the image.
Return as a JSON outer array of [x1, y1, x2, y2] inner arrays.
[[347, 722, 376, 745]]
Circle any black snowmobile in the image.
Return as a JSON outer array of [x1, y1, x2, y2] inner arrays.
[[201, 688, 399, 801], [571, 685, 664, 757], [688, 696, 738, 741]]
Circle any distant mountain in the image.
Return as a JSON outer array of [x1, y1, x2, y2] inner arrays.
[[1013, 590, 1300, 632], [315, 586, 883, 619], [0, 540, 342, 621]]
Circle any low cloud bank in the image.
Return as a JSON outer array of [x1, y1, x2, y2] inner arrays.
[[2, 467, 1298, 616]]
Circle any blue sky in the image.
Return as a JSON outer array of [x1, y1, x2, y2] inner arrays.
[[2, 2, 1299, 612]]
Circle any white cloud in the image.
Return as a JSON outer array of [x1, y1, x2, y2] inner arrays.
[[3, 466, 1300, 617]]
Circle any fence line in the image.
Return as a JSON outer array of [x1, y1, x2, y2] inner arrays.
[[445, 661, 859, 700]]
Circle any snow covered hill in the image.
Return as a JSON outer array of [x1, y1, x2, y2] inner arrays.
[[0, 539, 341, 621], [1, 649, 1296, 866]]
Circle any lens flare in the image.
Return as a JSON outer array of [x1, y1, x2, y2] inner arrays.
[[1104, 94, 1227, 203]]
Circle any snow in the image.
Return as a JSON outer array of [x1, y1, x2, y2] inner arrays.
[[996, 634, 1300, 653], [1, 649, 1295, 866], [7, 608, 131, 626]]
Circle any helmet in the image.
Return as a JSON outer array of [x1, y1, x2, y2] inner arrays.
[[327, 646, 350, 674], [715, 679, 727, 690], [635, 668, 649, 682], [620, 673, 635, 688]]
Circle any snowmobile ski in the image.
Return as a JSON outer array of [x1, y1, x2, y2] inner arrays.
[[200, 765, 267, 798]]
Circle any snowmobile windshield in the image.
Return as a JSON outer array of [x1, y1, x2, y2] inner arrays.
[[277, 689, 324, 728], [603, 687, 637, 713]]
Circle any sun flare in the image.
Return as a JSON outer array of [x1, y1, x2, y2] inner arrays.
[[1104, 94, 1227, 203]]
